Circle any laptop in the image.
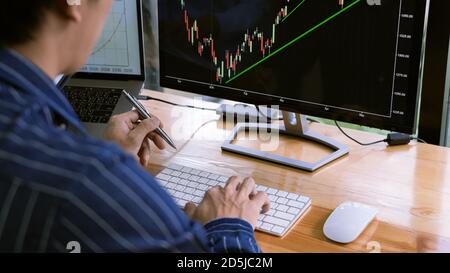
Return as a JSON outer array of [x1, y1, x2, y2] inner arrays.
[[62, 0, 145, 139]]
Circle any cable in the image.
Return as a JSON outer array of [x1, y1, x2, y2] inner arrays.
[[411, 137, 427, 144], [334, 121, 428, 146], [334, 121, 387, 146], [137, 95, 217, 112], [166, 119, 218, 162]]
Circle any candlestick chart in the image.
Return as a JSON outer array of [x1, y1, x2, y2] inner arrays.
[[176, 0, 360, 85]]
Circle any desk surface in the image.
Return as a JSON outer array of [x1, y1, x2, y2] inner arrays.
[[141, 89, 450, 253]]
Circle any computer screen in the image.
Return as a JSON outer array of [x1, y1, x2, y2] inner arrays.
[[80, 0, 142, 76], [158, 0, 429, 134]]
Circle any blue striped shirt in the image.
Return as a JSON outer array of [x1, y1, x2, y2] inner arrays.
[[0, 48, 261, 253]]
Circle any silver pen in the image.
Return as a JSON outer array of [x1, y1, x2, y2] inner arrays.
[[122, 90, 177, 150]]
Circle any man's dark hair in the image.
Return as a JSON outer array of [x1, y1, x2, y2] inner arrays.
[[0, 1, 56, 46]]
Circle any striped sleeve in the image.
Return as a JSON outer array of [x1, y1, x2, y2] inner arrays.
[[205, 218, 261, 253]]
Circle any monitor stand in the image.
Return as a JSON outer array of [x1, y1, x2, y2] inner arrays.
[[221, 112, 349, 172]]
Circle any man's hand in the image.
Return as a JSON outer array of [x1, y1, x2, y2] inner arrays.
[[184, 177, 271, 229], [103, 110, 166, 166]]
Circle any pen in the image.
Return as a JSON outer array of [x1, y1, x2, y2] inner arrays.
[[122, 90, 177, 150]]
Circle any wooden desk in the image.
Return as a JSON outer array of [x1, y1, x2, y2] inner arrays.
[[141, 89, 450, 253]]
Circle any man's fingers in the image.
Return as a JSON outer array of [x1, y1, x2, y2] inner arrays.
[[120, 110, 141, 124], [148, 132, 166, 150], [139, 139, 151, 166], [129, 117, 161, 146], [252, 192, 271, 214], [225, 176, 241, 193], [238, 177, 256, 198], [184, 202, 197, 218]]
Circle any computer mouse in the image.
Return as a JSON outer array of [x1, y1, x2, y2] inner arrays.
[[323, 202, 378, 244]]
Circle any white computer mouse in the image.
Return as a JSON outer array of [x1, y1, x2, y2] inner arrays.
[[323, 202, 378, 244]]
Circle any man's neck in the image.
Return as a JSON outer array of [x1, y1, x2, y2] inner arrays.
[[10, 39, 61, 80]]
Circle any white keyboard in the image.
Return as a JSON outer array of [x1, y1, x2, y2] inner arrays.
[[156, 164, 311, 237]]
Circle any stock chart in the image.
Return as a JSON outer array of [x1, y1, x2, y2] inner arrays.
[[159, 0, 424, 128]]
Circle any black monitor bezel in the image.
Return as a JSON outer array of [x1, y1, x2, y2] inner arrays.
[[73, 0, 145, 81], [159, 0, 429, 134]]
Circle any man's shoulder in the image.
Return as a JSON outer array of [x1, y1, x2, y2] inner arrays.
[[0, 83, 134, 178], [0, 82, 36, 110]]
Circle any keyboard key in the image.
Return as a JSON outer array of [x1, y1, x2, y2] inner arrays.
[[100, 105, 115, 112], [261, 223, 274, 231], [192, 197, 202, 204], [174, 192, 184, 199], [169, 177, 181, 183], [182, 194, 194, 201], [175, 185, 185, 191], [166, 183, 176, 189], [275, 211, 295, 221], [185, 187, 195, 194], [208, 174, 219, 180], [161, 169, 173, 175], [198, 184, 208, 191], [189, 175, 200, 182], [265, 216, 290, 228], [199, 177, 209, 184], [276, 191, 288, 198], [287, 200, 304, 209], [180, 173, 191, 179], [272, 226, 285, 235], [287, 207, 300, 215], [298, 196, 310, 203], [267, 188, 278, 195], [156, 173, 170, 181], [194, 190, 204, 197], [256, 185, 268, 192], [276, 198, 288, 205], [181, 167, 192, 173], [199, 172, 209, 178], [179, 179, 189, 186], [268, 195, 278, 202], [265, 209, 275, 216], [258, 214, 265, 221], [169, 164, 184, 171], [190, 169, 201, 175], [277, 205, 289, 212], [172, 171, 182, 177], [218, 176, 228, 183], [187, 181, 199, 188], [287, 193, 299, 200], [176, 199, 188, 207]]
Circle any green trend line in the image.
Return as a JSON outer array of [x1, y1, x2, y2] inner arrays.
[[226, 0, 361, 85], [282, 0, 307, 22]]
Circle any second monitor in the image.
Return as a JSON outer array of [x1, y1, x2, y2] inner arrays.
[[158, 0, 429, 171]]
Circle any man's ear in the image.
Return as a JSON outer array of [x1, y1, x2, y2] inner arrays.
[[55, 0, 83, 23], [67, 0, 81, 6]]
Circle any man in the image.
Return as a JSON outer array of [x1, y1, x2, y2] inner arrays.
[[0, 0, 269, 253]]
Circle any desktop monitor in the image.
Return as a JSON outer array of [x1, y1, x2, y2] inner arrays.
[[158, 0, 430, 171]]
